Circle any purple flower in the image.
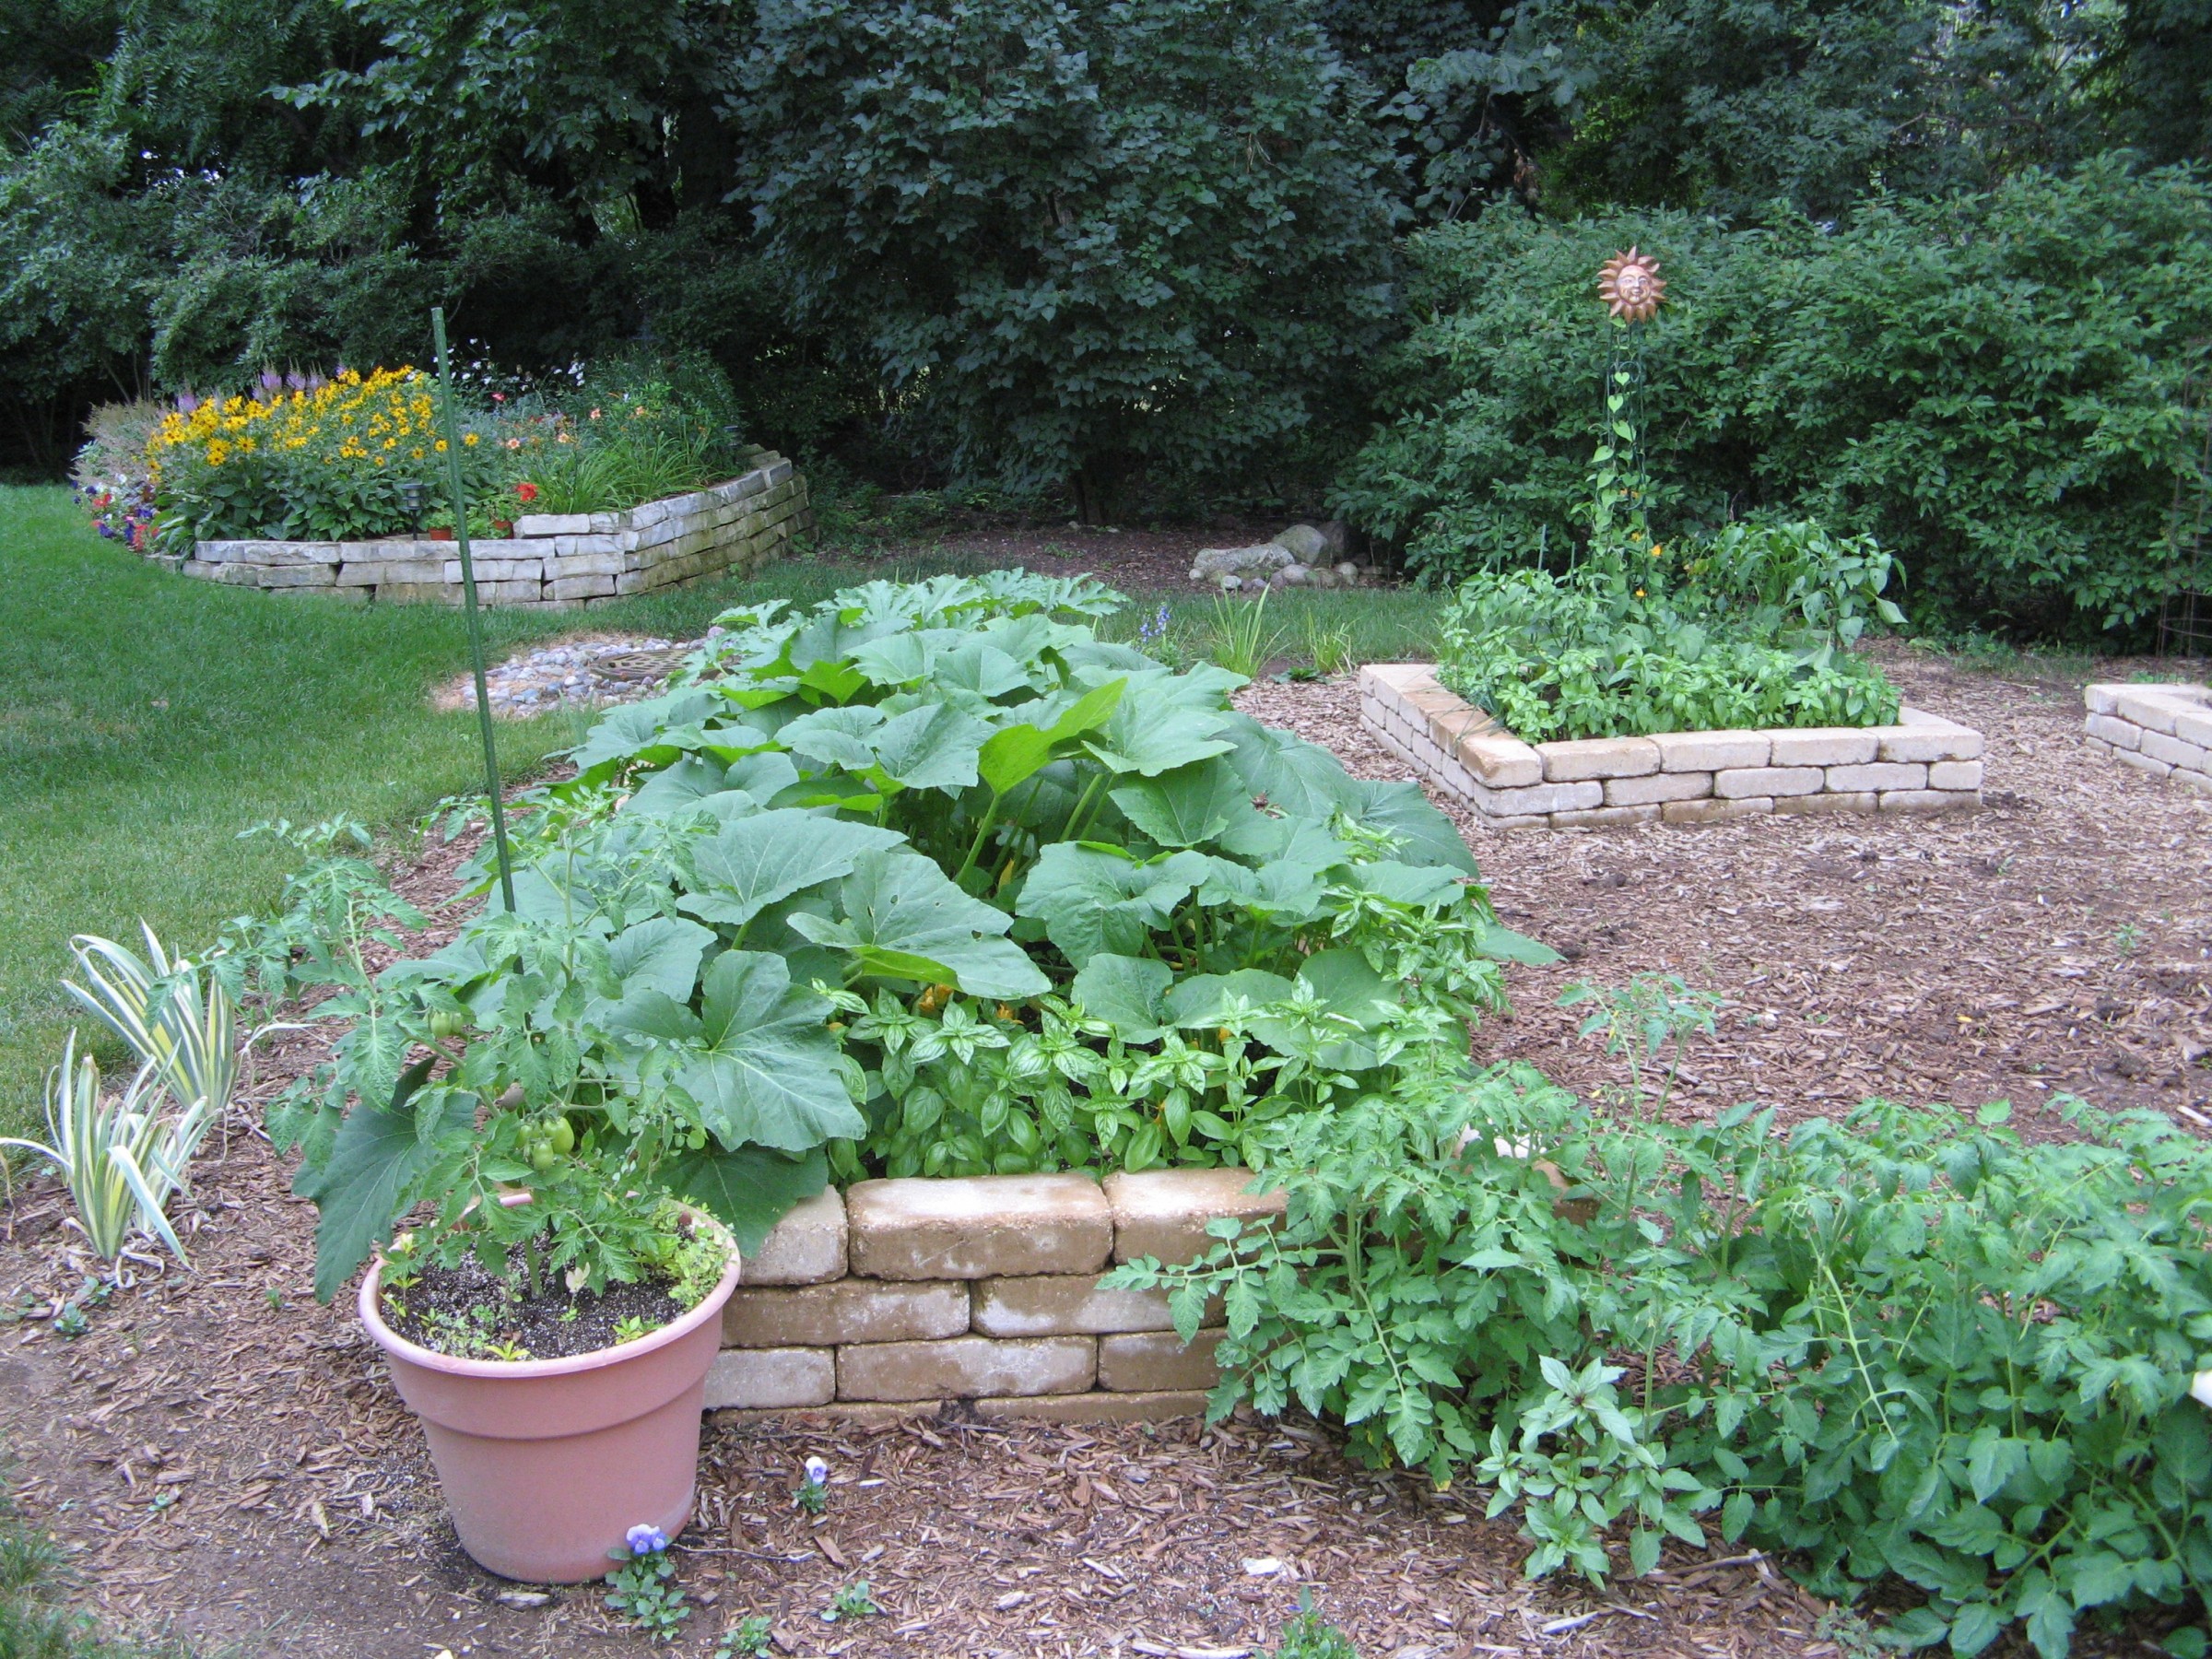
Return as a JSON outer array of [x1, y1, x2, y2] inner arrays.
[[285, 371, 306, 391], [625, 1523, 669, 1556], [175, 391, 199, 414], [259, 369, 281, 392]]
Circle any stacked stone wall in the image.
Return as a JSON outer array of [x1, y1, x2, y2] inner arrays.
[[1360, 664, 1983, 830], [708, 1169, 1282, 1424], [2083, 683, 2212, 795], [177, 454, 808, 607]]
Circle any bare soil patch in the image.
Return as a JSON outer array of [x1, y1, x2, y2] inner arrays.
[[0, 641, 2200, 1657]]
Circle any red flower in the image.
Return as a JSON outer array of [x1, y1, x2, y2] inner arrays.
[[516, 481, 539, 503]]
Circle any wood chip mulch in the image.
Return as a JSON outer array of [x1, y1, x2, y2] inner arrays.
[[1234, 642, 2212, 1137], [0, 642, 2202, 1657]]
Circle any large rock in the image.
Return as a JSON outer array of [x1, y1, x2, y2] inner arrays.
[[1272, 524, 1330, 562], [1191, 544, 1294, 582]]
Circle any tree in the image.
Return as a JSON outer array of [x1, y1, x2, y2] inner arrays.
[[738, 0, 1404, 516], [1527, 0, 2093, 221]]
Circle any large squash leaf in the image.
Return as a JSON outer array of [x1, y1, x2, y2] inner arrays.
[[788, 849, 1049, 999], [604, 951, 863, 1151], [1070, 953, 1173, 1040], [1110, 756, 1264, 848], [1013, 843, 1211, 968], [677, 810, 903, 930], [664, 1144, 830, 1254]]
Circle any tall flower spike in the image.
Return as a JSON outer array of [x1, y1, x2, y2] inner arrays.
[[1597, 248, 1665, 323]]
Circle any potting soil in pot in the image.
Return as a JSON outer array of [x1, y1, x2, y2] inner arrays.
[[381, 1248, 695, 1360]]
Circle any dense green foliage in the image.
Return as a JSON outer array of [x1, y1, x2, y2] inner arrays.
[[6, 0, 2209, 588], [1436, 540, 1902, 741], [1112, 1062, 2212, 1657], [1539, 0, 2096, 221], [1337, 166, 2212, 634], [260, 573, 1532, 1301], [738, 0, 1402, 517]]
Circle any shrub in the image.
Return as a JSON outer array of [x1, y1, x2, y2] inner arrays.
[[1112, 1065, 2212, 1656], [736, 0, 1402, 516], [253, 573, 1539, 1292], [1335, 161, 2212, 637]]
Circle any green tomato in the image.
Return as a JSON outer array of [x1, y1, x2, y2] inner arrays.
[[547, 1116, 574, 1155], [529, 1144, 559, 1173], [428, 1010, 467, 1040]]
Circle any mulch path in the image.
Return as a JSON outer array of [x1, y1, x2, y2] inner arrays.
[[1236, 641, 2212, 1135], [0, 638, 2204, 1657]]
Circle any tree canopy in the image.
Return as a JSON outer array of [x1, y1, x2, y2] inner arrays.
[[1, 0, 2205, 523]]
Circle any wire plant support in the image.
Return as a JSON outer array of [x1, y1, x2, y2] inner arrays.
[[430, 307, 518, 912]]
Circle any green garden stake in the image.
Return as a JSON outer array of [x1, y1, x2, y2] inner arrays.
[[430, 306, 516, 912]]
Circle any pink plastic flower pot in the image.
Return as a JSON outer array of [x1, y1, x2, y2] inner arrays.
[[359, 1222, 741, 1583]]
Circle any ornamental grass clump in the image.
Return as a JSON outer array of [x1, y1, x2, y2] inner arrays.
[[1432, 249, 1905, 741]]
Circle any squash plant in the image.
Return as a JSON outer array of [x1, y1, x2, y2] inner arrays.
[[271, 572, 1545, 1304]]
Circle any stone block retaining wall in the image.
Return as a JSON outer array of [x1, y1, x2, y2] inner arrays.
[[176, 453, 809, 607], [2083, 682, 2212, 795], [1361, 664, 1983, 830], [707, 1169, 1283, 1424]]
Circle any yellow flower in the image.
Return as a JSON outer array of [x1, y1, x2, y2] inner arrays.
[[433, 439, 447, 453], [462, 432, 479, 447]]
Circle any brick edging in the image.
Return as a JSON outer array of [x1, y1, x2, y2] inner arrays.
[[177, 455, 809, 608], [1359, 663, 1984, 830], [707, 1169, 1283, 1422], [2083, 682, 2212, 795]]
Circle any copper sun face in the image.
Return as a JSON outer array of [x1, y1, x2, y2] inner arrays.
[[1598, 248, 1665, 323]]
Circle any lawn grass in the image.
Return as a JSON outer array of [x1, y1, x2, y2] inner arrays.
[[0, 485, 1438, 1134], [0, 488, 875, 1132]]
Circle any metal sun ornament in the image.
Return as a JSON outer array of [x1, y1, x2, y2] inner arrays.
[[1598, 247, 1666, 323]]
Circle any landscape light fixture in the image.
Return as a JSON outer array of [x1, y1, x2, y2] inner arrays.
[[399, 479, 429, 535]]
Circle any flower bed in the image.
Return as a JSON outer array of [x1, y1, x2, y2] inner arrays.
[[175, 453, 809, 606], [707, 1168, 1284, 1420], [2083, 681, 2212, 795], [1363, 664, 1983, 829]]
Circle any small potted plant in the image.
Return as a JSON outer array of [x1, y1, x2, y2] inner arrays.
[[300, 1021, 743, 1583]]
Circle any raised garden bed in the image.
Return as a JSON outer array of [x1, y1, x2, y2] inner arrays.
[[710, 1170, 1280, 1421], [174, 452, 809, 608], [1361, 662, 1984, 830], [2084, 681, 2212, 795]]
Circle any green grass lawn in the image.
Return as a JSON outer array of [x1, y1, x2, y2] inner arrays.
[[0, 488, 865, 1131], [0, 485, 1440, 1134]]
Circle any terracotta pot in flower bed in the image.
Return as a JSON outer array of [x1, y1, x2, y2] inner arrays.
[[358, 1218, 742, 1583]]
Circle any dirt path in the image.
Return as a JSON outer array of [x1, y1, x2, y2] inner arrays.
[[0, 641, 2202, 1657]]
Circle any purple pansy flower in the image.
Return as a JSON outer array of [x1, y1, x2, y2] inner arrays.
[[625, 1523, 669, 1556]]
